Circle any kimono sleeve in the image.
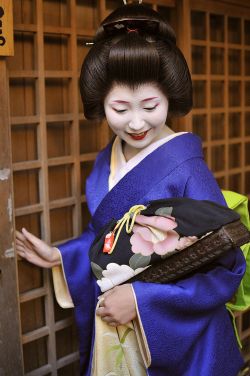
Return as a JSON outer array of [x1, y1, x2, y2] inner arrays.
[[132, 158, 246, 376], [57, 222, 97, 306], [56, 222, 99, 373]]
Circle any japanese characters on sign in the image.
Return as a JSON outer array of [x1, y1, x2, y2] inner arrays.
[[0, 0, 14, 56]]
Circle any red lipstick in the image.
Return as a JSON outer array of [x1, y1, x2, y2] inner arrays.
[[128, 130, 149, 140]]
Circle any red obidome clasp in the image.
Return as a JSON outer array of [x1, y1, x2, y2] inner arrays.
[[102, 232, 115, 253]]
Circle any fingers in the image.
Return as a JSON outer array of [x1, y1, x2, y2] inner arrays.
[[17, 247, 54, 268], [21, 228, 47, 251], [15, 229, 36, 251], [96, 306, 107, 316], [96, 296, 119, 326], [102, 290, 113, 299], [16, 230, 25, 241], [96, 300, 110, 318], [16, 244, 26, 258], [102, 317, 118, 326], [96, 307, 118, 326]]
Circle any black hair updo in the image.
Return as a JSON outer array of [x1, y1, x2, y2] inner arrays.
[[80, 4, 192, 120]]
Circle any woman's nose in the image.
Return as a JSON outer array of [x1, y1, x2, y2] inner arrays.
[[128, 118, 145, 131]]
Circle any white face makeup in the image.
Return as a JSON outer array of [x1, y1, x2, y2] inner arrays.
[[104, 83, 170, 160]]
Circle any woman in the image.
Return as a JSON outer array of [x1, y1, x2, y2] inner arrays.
[[16, 3, 245, 375]]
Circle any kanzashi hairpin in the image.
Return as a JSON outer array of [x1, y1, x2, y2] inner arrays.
[[127, 27, 139, 33], [123, 0, 143, 4]]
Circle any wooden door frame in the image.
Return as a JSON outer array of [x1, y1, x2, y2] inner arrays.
[[0, 57, 23, 375]]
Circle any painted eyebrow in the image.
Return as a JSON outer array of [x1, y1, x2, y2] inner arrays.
[[141, 97, 159, 102], [112, 97, 159, 104], [112, 100, 129, 104]]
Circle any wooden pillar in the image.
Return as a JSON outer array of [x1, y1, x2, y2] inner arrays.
[[0, 57, 24, 376], [0, 0, 23, 374]]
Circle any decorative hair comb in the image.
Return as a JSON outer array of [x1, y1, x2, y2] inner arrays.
[[102, 18, 159, 36], [85, 1, 151, 46], [123, 0, 143, 4]]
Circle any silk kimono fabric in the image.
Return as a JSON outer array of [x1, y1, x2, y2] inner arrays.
[[58, 133, 246, 376], [92, 299, 148, 376]]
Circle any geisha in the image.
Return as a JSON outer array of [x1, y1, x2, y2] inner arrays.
[[16, 3, 246, 376]]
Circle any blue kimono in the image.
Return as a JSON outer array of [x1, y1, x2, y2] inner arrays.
[[58, 133, 245, 376]]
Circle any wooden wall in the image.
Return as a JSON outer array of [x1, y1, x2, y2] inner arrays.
[[188, 0, 250, 360], [3, 0, 250, 374]]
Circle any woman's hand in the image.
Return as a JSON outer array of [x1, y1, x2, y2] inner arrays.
[[96, 284, 137, 326], [15, 228, 61, 268]]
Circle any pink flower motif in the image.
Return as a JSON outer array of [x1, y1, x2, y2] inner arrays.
[[130, 214, 180, 256]]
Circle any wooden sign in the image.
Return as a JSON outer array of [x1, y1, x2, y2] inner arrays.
[[0, 0, 14, 56]]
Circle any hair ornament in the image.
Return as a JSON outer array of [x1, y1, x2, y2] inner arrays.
[[127, 27, 138, 33], [123, 0, 143, 4], [103, 18, 159, 36]]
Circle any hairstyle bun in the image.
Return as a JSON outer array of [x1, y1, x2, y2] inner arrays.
[[95, 4, 176, 44], [80, 4, 192, 120]]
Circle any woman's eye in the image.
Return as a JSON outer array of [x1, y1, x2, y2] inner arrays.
[[113, 108, 127, 113], [144, 105, 158, 111]]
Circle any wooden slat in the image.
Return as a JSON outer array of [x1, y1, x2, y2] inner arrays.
[[10, 71, 39, 78], [191, 0, 250, 17], [56, 352, 79, 369], [13, 160, 41, 171], [22, 326, 50, 344], [75, 28, 96, 37], [54, 317, 74, 332], [193, 74, 226, 80], [47, 156, 74, 166], [241, 328, 250, 340], [36, 1, 57, 374], [49, 197, 75, 209], [176, 0, 192, 132], [45, 70, 73, 78], [220, 0, 250, 8], [70, 0, 83, 237], [20, 287, 47, 303], [46, 113, 74, 122], [25, 364, 52, 376], [79, 152, 98, 161], [43, 26, 72, 35], [52, 236, 76, 246], [14, 24, 37, 33], [15, 203, 43, 217], [11, 115, 40, 125]]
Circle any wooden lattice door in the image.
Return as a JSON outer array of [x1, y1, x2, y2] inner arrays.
[[7, 0, 176, 374], [7, 0, 105, 374], [6, 0, 250, 374], [189, 0, 250, 361]]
